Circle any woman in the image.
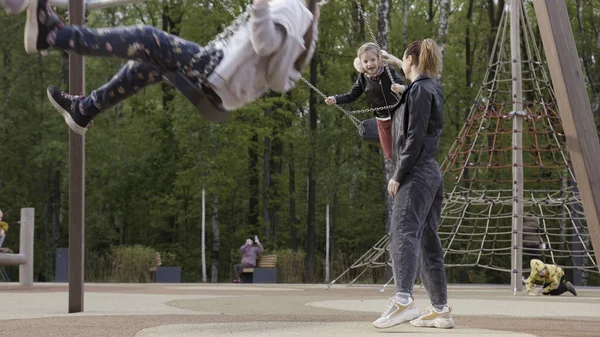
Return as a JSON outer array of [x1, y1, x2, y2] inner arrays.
[[372, 39, 454, 330], [233, 236, 264, 283]]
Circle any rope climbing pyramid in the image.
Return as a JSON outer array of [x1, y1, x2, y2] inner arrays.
[[328, 0, 598, 291]]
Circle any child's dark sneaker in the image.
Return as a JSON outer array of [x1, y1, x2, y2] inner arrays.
[[24, 0, 61, 54], [565, 281, 578, 296], [47, 86, 93, 135]]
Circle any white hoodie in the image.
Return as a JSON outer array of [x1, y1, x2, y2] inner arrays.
[[207, 0, 318, 111]]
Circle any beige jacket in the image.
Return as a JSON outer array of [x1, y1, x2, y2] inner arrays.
[[208, 0, 318, 110]]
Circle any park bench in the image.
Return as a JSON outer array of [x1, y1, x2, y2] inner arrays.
[[241, 255, 278, 284]]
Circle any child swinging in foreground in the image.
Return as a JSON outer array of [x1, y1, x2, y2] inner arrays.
[[325, 43, 405, 159], [24, 0, 320, 135]]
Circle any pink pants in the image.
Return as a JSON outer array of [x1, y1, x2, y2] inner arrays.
[[377, 119, 393, 159]]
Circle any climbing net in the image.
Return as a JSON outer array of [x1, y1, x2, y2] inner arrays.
[[439, 2, 597, 280], [329, 0, 598, 289]]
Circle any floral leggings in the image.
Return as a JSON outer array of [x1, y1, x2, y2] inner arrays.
[[49, 25, 223, 117]]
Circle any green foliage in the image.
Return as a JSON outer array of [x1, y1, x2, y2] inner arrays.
[[111, 245, 156, 282], [274, 249, 306, 283]]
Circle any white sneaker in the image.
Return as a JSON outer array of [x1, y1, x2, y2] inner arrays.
[[410, 306, 455, 329], [372, 297, 420, 329]]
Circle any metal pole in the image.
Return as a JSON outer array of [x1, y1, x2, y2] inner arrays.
[[510, 0, 524, 294], [68, 0, 86, 313], [325, 192, 330, 283], [202, 187, 206, 282], [19, 208, 34, 287]]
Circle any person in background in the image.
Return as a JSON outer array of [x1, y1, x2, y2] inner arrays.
[[525, 259, 577, 296], [0, 210, 8, 248], [233, 235, 264, 283]]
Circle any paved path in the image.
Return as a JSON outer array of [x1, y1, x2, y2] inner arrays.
[[0, 283, 597, 336]]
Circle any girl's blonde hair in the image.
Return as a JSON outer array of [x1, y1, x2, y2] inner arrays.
[[353, 42, 381, 73], [405, 38, 442, 76], [357, 42, 380, 58]]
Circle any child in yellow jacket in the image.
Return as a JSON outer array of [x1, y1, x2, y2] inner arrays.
[[525, 259, 577, 296]]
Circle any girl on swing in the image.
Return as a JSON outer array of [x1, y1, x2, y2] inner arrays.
[[23, 0, 320, 135], [325, 42, 405, 160]]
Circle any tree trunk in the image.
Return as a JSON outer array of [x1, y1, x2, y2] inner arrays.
[[427, 0, 434, 23], [377, 0, 390, 51], [211, 195, 220, 283], [160, 0, 182, 108], [270, 128, 283, 248], [487, 0, 505, 56], [263, 108, 272, 241], [462, 0, 475, 133], [306, 56, 318, 283], [353, 2, 365, 42], [288, 143, 298, 251], [248, 133, 260, 232], [403, 0, 410, 51], [437, 0, 451, 59]]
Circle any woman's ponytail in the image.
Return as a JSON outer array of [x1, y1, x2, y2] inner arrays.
[[417, 38, 442, 76]]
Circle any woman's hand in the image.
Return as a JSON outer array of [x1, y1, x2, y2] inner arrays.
[[325, 96, 336, 105], [391, 84, 405, 94], [381, 50, 402, 68], [387, 179, 400, 197]]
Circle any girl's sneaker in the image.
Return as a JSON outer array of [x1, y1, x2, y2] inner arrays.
[[410, 306, 455, 329], [47, 86, 93, 135], [24, 0, 61, 54]]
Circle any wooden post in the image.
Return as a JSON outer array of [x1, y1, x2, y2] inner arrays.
[[533, 0, 600, 271], [68, 0, 86, 313], [510, 0, 524, 293]]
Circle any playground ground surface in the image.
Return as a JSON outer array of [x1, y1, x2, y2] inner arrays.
[[0, 282, 598, 336]]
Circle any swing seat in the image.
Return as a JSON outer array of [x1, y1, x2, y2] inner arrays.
[[162, 71, 230, 123], [359, 118, 380, 143]]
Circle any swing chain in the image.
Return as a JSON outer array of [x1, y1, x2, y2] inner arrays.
[[354, 0, 401, 98], [299, 77, 362, 128]]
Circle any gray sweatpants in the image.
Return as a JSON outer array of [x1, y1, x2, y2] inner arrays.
[[390, 159, 448, 306]]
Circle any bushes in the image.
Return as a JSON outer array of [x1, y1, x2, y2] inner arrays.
[[276, 249, 305, 283], [84, 246, 376, 284], [86, 245, 157, 283], [112, 245, 156, 282]]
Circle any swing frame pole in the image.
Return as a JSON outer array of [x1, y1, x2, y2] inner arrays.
[[67, 0, 85, 314], [52, 0, 148, 314]]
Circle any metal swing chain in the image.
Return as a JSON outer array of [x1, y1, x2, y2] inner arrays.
[[353, 0, 400, 96]]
